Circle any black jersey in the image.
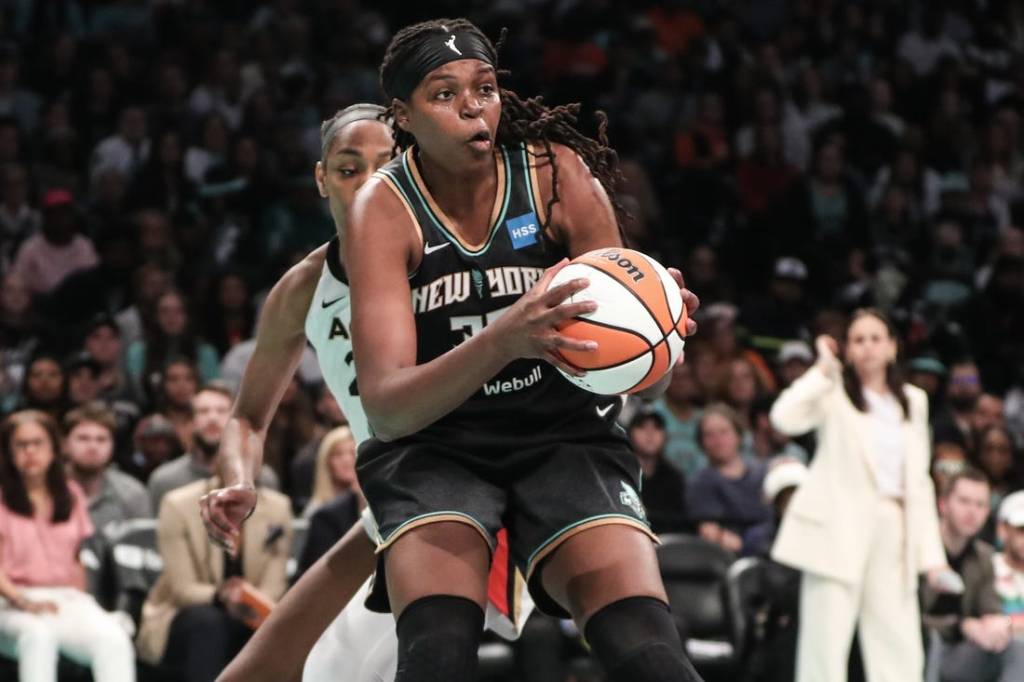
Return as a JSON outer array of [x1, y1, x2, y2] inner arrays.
[[371, 142, 624, 449]]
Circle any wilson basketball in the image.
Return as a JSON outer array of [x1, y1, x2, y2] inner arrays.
[[548, 247, 687, 395]]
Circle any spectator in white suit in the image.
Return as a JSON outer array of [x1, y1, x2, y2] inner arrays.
[[770, 308, 958, 682]]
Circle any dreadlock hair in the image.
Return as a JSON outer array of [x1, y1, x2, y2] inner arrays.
[[379, 18, 629, 243]]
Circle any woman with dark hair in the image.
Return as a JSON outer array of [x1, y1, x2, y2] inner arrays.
[[769, 308, 956, 681], [1, 352, 67, 419], [124, 288, 219, 404], [339, 18, 701, 682], [975, 425, 1023, 505], [0, 410, 135, 681]]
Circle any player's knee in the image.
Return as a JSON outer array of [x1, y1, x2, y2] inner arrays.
[[583, 596, 703, 682], [394, 595, 484, 682]]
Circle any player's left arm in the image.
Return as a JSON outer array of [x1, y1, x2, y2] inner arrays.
[[545, 144, 700, 397]]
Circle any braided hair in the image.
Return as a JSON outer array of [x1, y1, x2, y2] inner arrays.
[[379, 18, 628, 242]]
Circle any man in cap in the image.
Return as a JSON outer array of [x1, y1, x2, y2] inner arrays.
[[741, 255, 813, 344], [995, 492, 1024, 638], [10, 187, 98, 295], [776, 340, 814, 389], [627, 410, 688, 534]]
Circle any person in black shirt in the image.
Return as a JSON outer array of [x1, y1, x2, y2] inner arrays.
[[628, 410, 688, 534]]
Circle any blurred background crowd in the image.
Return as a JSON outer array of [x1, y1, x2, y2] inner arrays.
[[0, 0, 1023, 681]]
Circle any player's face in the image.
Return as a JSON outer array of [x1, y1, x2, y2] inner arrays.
[[316, 119, 393, 224], [397, 59, 500, 168]]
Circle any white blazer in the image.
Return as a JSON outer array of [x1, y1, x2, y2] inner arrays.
[[769, 367, 945, 591]]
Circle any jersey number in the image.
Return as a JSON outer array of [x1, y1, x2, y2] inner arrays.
[[343, 350, 358, 396], [449, 306, 511, 345]]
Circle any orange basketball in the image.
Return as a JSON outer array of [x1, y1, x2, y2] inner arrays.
[[547, 247, 687, 395]]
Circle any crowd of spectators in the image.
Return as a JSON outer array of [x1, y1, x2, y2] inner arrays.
[[0, 1, 1023, 680]]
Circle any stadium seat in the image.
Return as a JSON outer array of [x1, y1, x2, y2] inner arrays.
[[656, 534, 741, 681], [107, 518, 163, 629], [287, 517, 309, 583], [725, 556, 764, 666]]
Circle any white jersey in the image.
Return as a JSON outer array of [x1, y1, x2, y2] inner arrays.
[[300, 241, 534, 682], [303, 239, 371, 445]]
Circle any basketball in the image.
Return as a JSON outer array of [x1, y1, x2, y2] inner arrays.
[[548, 247, 687, 395]]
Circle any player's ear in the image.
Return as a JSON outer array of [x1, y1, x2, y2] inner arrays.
[[393, 99, 411, 132], [314, 161, 328, 198]]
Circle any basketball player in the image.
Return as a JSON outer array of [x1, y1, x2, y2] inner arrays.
[[201, 104, 530, 682], [343, 18, 702, 682]]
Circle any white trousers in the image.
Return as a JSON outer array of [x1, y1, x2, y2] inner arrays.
[[302, 578, 396, 682], [0, 587, 135, 682], [796, 498, 923, 682]]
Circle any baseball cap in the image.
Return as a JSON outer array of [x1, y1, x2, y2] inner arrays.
[[65, 351, 101, 375], [909, 356, 947, 376], [999, 491, 1024, 527], [628, 409, 667, 431], [85, 312, 120, 338], [773, 256, 808, 281], [41, 188, 74, 209], [139, 414, 176, 440], [778, 340, 814, 365], [763, 459, 808, 503]]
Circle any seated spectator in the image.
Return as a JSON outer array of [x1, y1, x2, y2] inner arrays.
[[114, 262, 171, 348], [147, 382, 277, 512], [64, 351, 102, 408], [932, 441, 969, 499], [296, 427, 364, 578], [775, 340, 814, 389], [922, 468, 1024, 682], [121, 414, 182, 483], [0, 163, 40, 271], [124, 289, 220, 404], [744, 459, 807, 682], [650, 361, 704, 476], [302, 425, 359, 518], [0, 272, 40, 409], [288, 384, 347, 508], [136, 468, 292, 681], [976, 426, 1023, 508], [63, 403, 151, 538], [687, 403, 772, 555], [0, 410, 135, 681], [3, 351, 67, 420], [153, 356, 200, 451], [82, 314, 130, 401], [628, 410, 687, 534], [10, 188, 98, 297], [995, 493, 1024, 628], [751, 398, 809, 464]]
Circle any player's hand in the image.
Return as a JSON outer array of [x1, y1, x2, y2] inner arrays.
[[488, 258, 599, 376], [667, 267, 699, 367], [200, 483, 257, 557], [814, 334, 841, 379], [666, 268, 700, 338]]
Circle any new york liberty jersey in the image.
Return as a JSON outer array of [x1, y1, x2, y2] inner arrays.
[[371, 142, 624, 447], [304, 238, 371, 445]]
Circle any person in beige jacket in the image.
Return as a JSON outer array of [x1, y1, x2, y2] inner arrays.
[[770, 308, 956, 682], [136, 477, 291, 682]]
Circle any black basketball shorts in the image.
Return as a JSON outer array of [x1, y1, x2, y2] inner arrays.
[[356, 437, 658, 618]]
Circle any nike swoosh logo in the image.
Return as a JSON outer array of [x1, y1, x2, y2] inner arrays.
[[596, 404, 613, 418], [321, 296, 345, 308], [424, 242, 451, 255]]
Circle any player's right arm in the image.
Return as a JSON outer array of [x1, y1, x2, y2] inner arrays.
[[346, 179, 596, 443], [201, 246, 326, 554]]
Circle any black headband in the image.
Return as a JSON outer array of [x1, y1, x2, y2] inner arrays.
[[383, 27, 496, 102]]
